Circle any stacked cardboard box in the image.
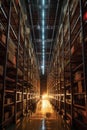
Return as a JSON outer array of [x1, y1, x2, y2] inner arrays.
[[8, 39, 16, 53], [18, 69, 23, 76], [5, 112, 9, 120], [7, 39, 16, 65], [5, 98, 12, 104], [0, 65, 3, 76], [82, 110, 87, 124], [16, 93, 22, 101], [75, 71, 82, 81], [0, 33, 6, 44], [7, 51, 16, 65], [75, 71, 83, 93]]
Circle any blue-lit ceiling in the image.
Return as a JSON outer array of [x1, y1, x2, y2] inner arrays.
[[26, 0, 60, 75]]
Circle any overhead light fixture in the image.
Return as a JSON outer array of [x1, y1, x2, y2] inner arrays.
[[41, 0, 45, 75], [42, 20, 45, 26], [42, 34, 45, 40], [42, 41, 44, 46], [42, 48, 45, 53], [42, 0, 45, 6], [42, 28, 44, 34], [42, 10, 45, 19]]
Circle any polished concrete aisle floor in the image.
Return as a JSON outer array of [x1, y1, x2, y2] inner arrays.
[[6, 112, 71, 130]]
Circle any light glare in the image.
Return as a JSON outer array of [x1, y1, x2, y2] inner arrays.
[[42, 0, 45, 6]]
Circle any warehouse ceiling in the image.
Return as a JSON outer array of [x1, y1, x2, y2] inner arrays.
[[25, 0, 62, 75]]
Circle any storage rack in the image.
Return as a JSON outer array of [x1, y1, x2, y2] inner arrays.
[[47, 0, 87, 129], [0, 0, 40, 128]]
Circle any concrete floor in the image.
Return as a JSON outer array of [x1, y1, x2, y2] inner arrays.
[[5, 112, 71, 130], [5, 100, 73, 130]]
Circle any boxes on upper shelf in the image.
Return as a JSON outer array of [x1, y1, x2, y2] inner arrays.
[[71, 31, 82, 55], [8, 39, 16, 55], [18, 69, 23, 76], [75, 71, 83, 81], [16, 92, 22, 101], [78, 81, 83, 93], [7, 51, 16, 65], [0, 33, 6, 44], [82, 110, 87, 124]]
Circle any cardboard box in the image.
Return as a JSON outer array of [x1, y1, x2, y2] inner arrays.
[[18, 69, 23, 76], [5, 112, 9, 120], [12, 106, 14, 115], [78, 81, 82, 93], [6, 98, 11, 104], [7, 51, 16, 65], [82, 111, 87, 124], [8, 39, 16, 55], [75, 71, 82, 81], [71, 45, 75, 55], [0, 33, 6, 44], [0, 65, 3, 76]]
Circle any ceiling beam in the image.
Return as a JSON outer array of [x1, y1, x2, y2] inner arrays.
[[33, 39, 55, 43], [30, 25, 58, 30], [36, 52, 51, 55]]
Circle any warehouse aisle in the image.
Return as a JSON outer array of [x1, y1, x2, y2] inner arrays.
[[6, 113, 71, 130], [6, 98, 71, 130], [0, 0, 87, 130]]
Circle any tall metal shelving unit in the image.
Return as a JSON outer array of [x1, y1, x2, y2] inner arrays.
[[0, 0, 40, 128], [47, 0, 87, 129]]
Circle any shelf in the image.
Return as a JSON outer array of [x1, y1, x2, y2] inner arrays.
[[5, 90, 15, 93], [16, 101, 22, 103], [73, 63, 83, 72], [0, 0, 40, 127], [66, 113, 72, 120], [17, 91, 22, 94], [74, 78, 84, 82], [6, 77, 15, 83], [74, 92, 85, 95], [4, 102, 14, 107], [74, 118, 87, 129], [0, 40, 6, 49], [3, 115, 14, 125], [16, 111, 22, 116], [74, 104, 86, 110]]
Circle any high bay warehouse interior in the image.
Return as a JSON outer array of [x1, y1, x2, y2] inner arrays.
[[0, 0, 87, 130]]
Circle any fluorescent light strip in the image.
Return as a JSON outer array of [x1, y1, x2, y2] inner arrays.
[[42, 0, 45, 6], [42, 28, 44, 34], [42, 0, 45, 75], [42, 41, 44, 45], [42, 10, 45, 19], [42, 34, 44, 40], [42, 20, 45, 27]]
